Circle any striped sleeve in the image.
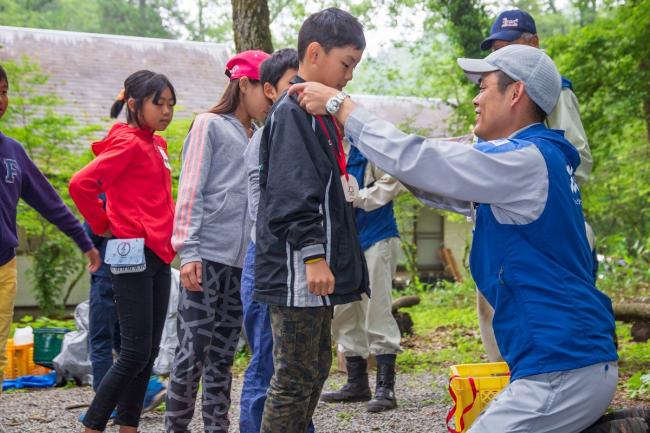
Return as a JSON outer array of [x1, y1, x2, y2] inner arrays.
[[172, 114, 214, 265]]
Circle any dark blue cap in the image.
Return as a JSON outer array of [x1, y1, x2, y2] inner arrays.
[[480, 10, 537, 51]]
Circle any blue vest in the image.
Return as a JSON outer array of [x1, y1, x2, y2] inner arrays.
[[347, 147, 399, 251], [470, 124, 617, 381]]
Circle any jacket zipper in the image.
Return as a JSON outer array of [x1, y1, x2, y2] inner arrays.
[[234, 200, 248, 266]]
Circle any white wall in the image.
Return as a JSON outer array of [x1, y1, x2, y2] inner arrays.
[[14, 255, 90, 309], [443, 217, 473, 278]]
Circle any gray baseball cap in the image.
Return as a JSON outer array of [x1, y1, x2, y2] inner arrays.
[[457, 44, 561, 115]]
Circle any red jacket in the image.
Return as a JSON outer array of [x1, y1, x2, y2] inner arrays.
[[69, 123, 176, 264]]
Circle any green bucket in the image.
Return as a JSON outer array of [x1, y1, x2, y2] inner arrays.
[[33, 328, 69, 369]]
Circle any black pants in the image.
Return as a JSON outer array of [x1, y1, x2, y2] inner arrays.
[[83, 248, 171, 431]]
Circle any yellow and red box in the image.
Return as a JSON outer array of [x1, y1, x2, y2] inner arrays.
[[447, 362, 510, 432]]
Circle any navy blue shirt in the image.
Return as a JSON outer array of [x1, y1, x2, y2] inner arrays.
[[0, 131, 92, 265]]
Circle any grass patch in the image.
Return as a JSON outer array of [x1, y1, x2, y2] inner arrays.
[[336, 411, 353, 423], [233, 347, 252, 376], [395, 278, 650, 398], [396, 280, 485, 375]]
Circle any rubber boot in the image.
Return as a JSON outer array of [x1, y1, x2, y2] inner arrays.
[[321, 356, 371, 403], [580, 417, 648, 433], [367, 356, 397, 413]]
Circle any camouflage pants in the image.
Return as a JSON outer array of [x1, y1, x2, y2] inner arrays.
[[260, 305, 334, 433]]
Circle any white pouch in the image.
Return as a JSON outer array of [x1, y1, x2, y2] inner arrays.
[[105, 238, 146, 274]]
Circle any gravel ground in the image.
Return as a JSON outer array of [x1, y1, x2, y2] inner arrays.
[[0, 371, 451, 433]]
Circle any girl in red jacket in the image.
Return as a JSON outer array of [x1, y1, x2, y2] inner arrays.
[[69, 70, 176, 433]]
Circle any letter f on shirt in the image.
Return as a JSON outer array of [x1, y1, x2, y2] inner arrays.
[[4, 158, 18, 183]]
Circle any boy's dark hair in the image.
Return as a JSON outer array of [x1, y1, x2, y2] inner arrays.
[[0, 64, 8, 83], [260, 48, 299, 87], [297, 7, 365, 61], [110, 70, 176, 126]]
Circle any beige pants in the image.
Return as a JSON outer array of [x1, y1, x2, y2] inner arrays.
[[332, 237, 402, 358], [0, 258, 18, 392]]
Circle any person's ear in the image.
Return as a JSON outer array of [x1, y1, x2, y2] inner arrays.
[[239, 77, 250, 95], [511, 81, 526, 107], [263, 82, 277, 101], [306, 42, 322, 65], [530, 34, 540, 48], [126, 97, 137, 113]]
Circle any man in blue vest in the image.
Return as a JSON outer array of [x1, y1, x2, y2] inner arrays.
[[477, 8, 595, 363], [321, 146, 403, 412], [290, 44, 618, 432]]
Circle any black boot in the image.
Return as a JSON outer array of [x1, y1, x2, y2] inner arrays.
[[367, 356, 397, 413], [321, 356, 371, 403]]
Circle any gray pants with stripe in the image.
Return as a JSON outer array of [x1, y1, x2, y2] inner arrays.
[[165, 260, 243, 433]]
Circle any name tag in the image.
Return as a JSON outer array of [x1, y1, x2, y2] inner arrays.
[[105, 238, 146, 274], [157, 146, 171, 170], [341, 175, 359, 203]]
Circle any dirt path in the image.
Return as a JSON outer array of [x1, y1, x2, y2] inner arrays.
[[0, 372, 452, 433]]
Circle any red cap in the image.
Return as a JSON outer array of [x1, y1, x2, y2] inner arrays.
[[225, 50, 271, 81]]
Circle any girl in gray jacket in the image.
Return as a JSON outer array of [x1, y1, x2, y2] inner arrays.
[[166, 50, 271, 433]]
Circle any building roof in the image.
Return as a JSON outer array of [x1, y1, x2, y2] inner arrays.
[[0, 25, 232, 124], [0, 25, 451, 133]]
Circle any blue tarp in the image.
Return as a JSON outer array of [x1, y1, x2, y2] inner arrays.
[[2, 372, 56, 391]]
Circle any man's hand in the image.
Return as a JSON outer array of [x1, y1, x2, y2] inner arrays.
[[85, 248, 102, 273], [305, 259, 335, 296], [289, 82, 357, 124], [288, 82, 337, 115], [100, 228, 113, 238], [181, 261, 203, 292]]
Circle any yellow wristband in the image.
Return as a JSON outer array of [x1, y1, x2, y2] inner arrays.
[[305, 257, 324, 264]]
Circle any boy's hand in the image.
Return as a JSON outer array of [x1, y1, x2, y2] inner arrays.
[[85, 248, 102, 273], [306, 259, 335, 296], [181, 261, 203, 292]]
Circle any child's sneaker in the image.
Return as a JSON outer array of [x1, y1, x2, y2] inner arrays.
[[142, 376, 166, 413]]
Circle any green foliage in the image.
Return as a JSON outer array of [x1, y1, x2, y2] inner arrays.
[[597, 236, 650, 299], [625, 371, 650, 400], [545, 0, 650, 274], [1, 57, 101, 317], [609, 322, 649, 390], [397, 280, 483, 374], [10, 315, 76, 336], [406, 279, 477, 333], [0, 0, 176, 38], [233, 346, 252, 375], [159, 116, 193, 198], [393, 188, 424, 291]]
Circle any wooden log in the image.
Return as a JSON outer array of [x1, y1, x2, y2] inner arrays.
[[440, 248, 463, 282], [613, 303, 650, 322], [391, 295, 421, 314]]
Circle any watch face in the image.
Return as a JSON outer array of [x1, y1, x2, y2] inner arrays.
[[326, 98, 338, 114]]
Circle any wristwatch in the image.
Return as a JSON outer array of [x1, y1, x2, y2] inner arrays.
[[326, 91, 349, 115]]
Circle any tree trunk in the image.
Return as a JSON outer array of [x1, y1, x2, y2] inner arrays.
[[613, 302, 650, 321], [231, 0, 273, 54]]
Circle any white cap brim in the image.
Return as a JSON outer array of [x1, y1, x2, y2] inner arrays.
[[456, 58, 499, 84]]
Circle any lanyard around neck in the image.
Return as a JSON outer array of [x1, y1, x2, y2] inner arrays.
[[315, 115, 348, 180]]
